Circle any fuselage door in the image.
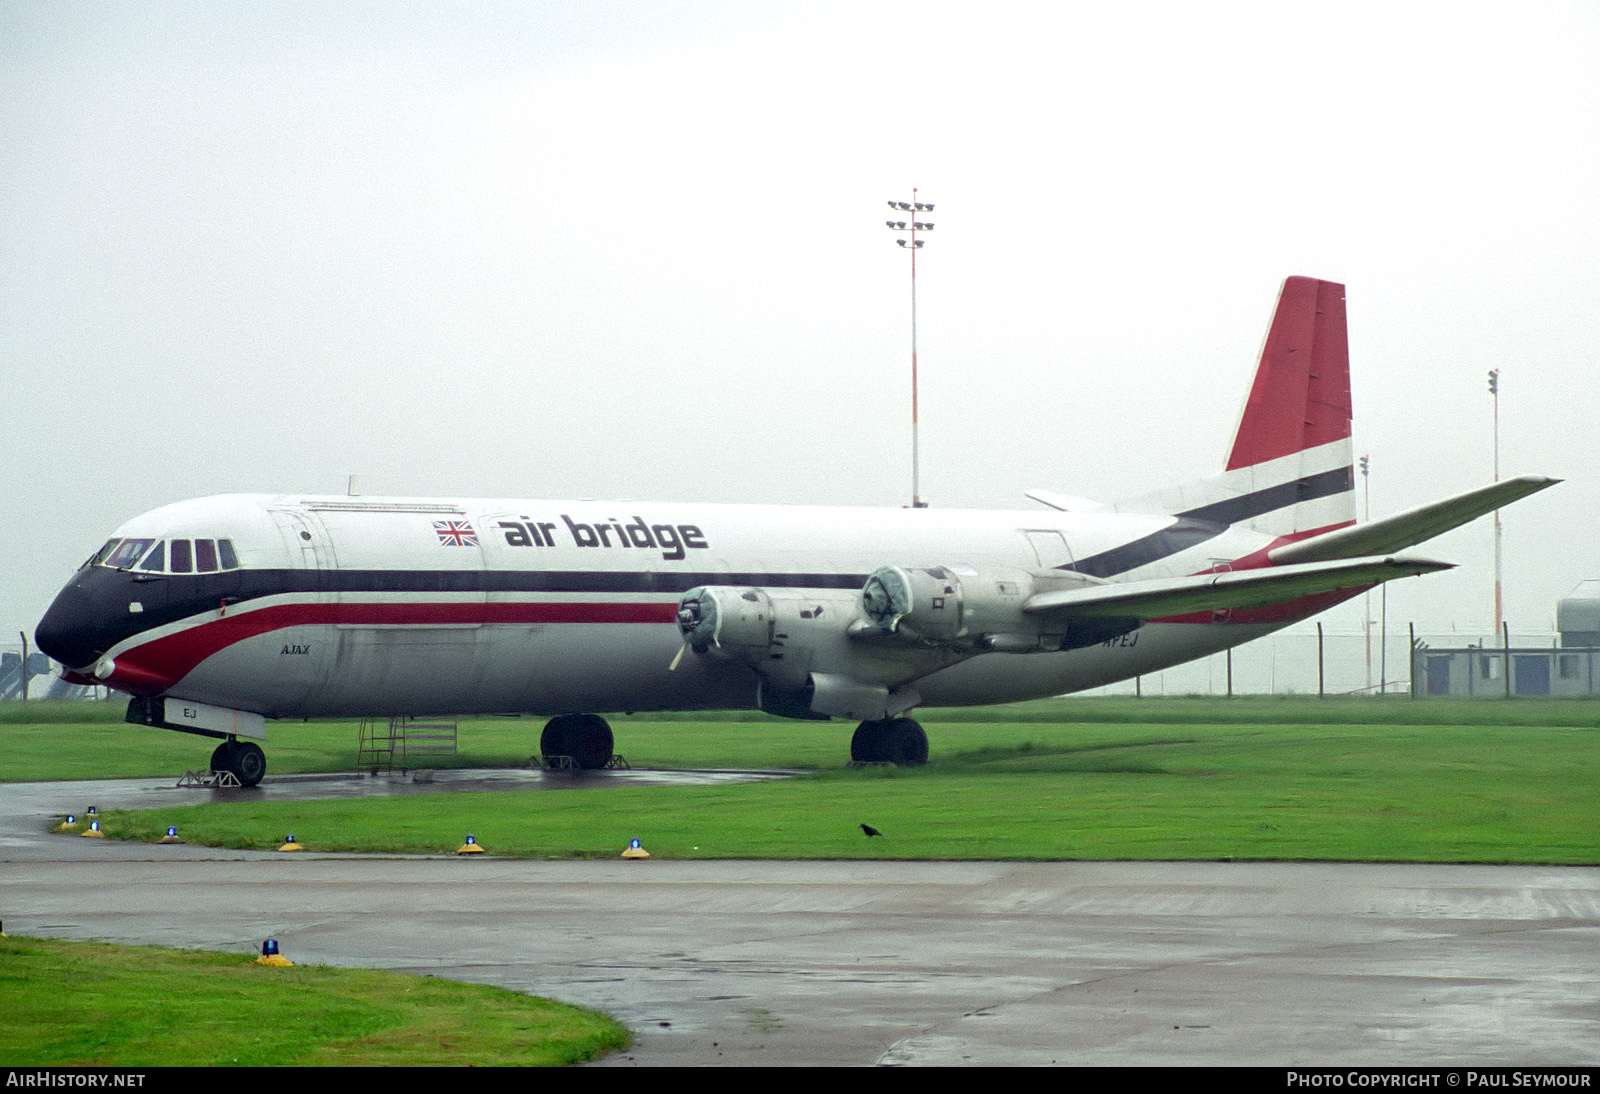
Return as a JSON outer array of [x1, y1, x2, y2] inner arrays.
[[1023, 529, 1075, 571], [269, 509, 336, 576]]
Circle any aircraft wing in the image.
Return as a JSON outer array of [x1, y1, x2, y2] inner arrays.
[[1267, 475, 1559, 565], [1022, 555, 1452, 621]]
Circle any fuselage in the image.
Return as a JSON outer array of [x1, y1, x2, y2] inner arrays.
[[35, 492, 1343, 719]]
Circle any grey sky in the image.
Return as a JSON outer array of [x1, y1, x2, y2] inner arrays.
[[4, 1, 1595, 648]]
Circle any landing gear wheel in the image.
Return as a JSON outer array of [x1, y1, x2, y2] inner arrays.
[[209, 739, 266, 787], [851, 720, 886, 763], [568, 714, 614, 769], [540, 717, 572, 761], [541, 714, 615, 770], [851, 718, 928, 767], [232, 741, 266, 787]]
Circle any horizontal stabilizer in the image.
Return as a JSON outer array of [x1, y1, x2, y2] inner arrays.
[[1268, 476, 1560, 566], [1022, 555, 1452, 621], [1024, 490, 1104, 512]]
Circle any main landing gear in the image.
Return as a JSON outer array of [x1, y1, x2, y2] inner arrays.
[[850, 717, 928, 766], [209, 739, 266, 788], [540, 713, 615, 770]]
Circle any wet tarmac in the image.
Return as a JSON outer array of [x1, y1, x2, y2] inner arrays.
[[3, 769, 1598, 1066]]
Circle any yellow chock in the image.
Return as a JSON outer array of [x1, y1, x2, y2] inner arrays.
[[255, 939, 293, 967], [278, 834, 303, 852], [158, 826, 184, 844], [80, 820, 105, 838], [621, 837, 650, 860], [456, 834, 485, 854], [54, 814, 80, 832]]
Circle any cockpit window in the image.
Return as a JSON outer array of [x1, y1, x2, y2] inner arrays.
[[92, 535, 242, 573], [87, 540, 121, 568], [105, 538, 156, 569]]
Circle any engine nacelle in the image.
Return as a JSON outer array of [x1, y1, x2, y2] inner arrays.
[[861, 564, 1137, 652], [675, 584, 964, 717], [862, 564, 1044, 647]]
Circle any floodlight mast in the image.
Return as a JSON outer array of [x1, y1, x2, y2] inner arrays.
[[885, 189, 934, 507], [1488, 368, 1502, 645]]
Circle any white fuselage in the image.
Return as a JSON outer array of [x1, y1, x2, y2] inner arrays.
[[47, 493, 1312, 719]]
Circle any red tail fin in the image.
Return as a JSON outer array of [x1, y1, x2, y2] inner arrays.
[[1226, 277, 1351, 471]]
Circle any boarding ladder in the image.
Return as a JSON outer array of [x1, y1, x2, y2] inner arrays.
[[358, 716, 458, 774]]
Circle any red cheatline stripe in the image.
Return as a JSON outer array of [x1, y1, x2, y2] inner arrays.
[[106, 600, 678, 697]]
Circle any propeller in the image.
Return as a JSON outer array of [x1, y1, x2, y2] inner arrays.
[[669, 588, 714, 671]]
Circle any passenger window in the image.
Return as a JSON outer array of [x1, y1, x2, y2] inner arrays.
[[195, 539, 218, 573], [139, 542, 166, 571], [170, 539, 193, 573], [218, 539, 239, 570]]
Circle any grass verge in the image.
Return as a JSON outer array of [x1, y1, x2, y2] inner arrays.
[[0, 935, 628, 1066], [77, 711, 1600, 864]]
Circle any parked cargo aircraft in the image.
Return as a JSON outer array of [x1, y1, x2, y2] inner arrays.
[[35, 278, 1555, 785]]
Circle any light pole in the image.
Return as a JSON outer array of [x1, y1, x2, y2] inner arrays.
[[1488, 368, 1502, 645], [885, 190, 934, 508], [1361, 453, 1371, 690]]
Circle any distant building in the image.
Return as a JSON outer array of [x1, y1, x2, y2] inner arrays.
[[1412, 581, 1600, 696]]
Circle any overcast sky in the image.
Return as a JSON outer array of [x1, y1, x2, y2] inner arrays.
[[4, 0, 1596, 650]]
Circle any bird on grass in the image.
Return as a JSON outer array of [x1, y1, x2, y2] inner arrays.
[[859, 824, 883, 838]]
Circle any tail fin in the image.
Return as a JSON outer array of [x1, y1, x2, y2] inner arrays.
[[1226, 276, 1352, 473], [1114, 276, 1356, 538]]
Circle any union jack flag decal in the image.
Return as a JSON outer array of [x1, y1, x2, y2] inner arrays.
[[433, 520, 478, 547]]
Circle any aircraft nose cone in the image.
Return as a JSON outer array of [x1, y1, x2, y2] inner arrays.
[[35, 581, 99, 670]]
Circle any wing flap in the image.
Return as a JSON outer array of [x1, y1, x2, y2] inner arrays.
[[1022, 555, 1452, 621], [1268, 476, 1559, 565]]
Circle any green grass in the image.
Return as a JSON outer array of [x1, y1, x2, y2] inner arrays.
[[0, 934, 628, 1067], [18, 698, 1585, 864]]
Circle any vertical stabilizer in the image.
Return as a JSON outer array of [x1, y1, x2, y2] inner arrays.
[[1226, 276, 1351, 472], [1109, 276, 1356, 539]]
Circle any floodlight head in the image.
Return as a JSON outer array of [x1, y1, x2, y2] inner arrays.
[[897, 239, 907, 247], [899, 202, 912, 210]]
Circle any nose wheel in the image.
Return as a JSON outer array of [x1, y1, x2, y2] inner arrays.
[[850, 717, 928, 766], [209, 739, 266, 787]]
